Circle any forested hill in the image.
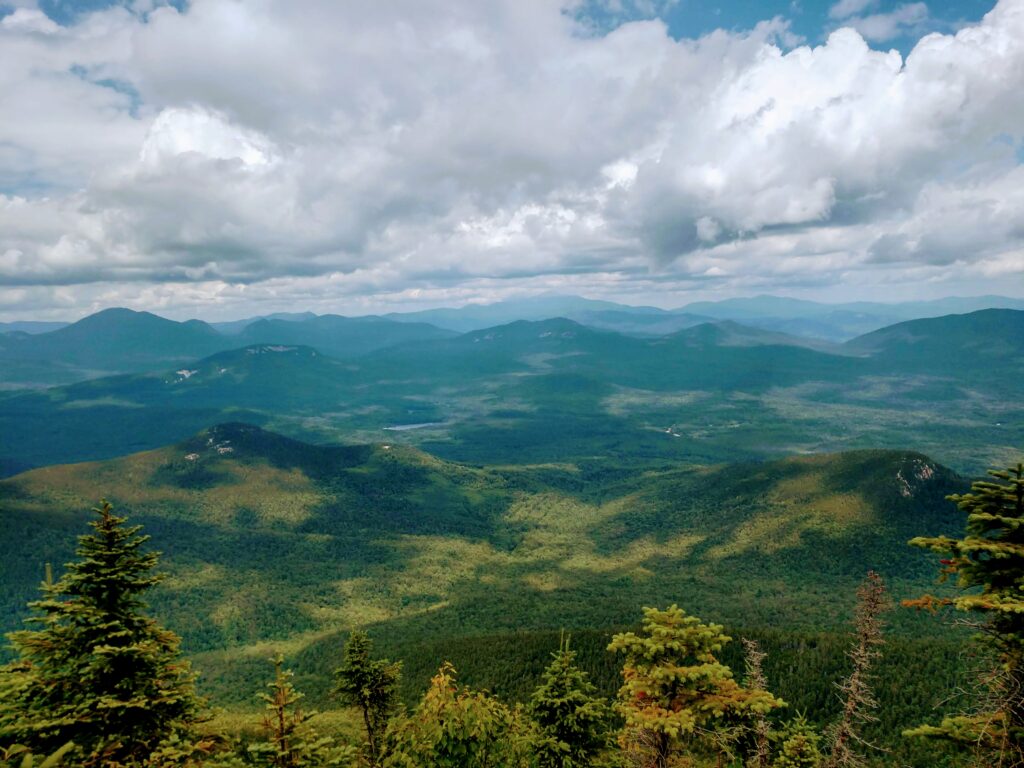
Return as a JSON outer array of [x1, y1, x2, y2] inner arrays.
[[0, 424, 966, 702], [2, 310, 1021, 476]]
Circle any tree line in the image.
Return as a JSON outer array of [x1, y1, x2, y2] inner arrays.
[[1, 463, 1023, 767]]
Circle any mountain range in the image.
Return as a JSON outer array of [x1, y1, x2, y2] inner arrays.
[[0, 307, 1020, 476], [0, 298, 1018, 762]]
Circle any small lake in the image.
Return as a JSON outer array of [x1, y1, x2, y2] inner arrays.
[[382, 422, 446, 431]]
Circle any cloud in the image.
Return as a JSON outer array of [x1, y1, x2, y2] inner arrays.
[[0, 0, 1022, 318], [842, 2, 930, 42], [829, 0, 878, 20]]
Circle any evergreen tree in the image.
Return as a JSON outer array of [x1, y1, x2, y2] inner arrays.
[[905, 462, 1024, 765], [529, 635, 609, 768], [0, 501, 201, 766], [383, 662, 530, 768], [823, 571, 887, 768], [608, 605, 784, 768], [334, 631, 402, 767], [773, 716, 822, 768], [249, 654, 353, 768]]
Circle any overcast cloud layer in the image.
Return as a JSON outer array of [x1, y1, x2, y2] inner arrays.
[[0, 0, 1022, 319]]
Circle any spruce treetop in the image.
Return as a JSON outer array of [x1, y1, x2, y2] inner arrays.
[[0, 500, 200, 766]]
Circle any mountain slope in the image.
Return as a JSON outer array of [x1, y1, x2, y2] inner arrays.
[[236, 314, 456, 358], [385, 295, 668, 333], [677, 295, 1024, 342], [0, 308, 455, 387], [0, 321, 69, 335], [846, 308, 1024, 358], [2, 311, 1021, 474], [16, 308, 224, 364], [0, 425, 966, 691], [0, 308, 228, 386], [0, 345, 358, 470]]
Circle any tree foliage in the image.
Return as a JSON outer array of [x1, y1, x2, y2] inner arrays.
[[383, 662, 530, 768], [333, 631, 402, 767], [773, 716, 822, 768], [608, 605, 784, 768], [906, 463, 1024, 765], [0, 501, 201, 767], [529, 635, 610, 768], [249, 654, 353, 768]]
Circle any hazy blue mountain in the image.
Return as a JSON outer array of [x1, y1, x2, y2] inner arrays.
[[845, 308, 1024, 372], [235, 314, 457, 357], [0, 320, 69, 334], [564, 309, 713, 336], [1, 310, 1021, 475], [678, 294, 1024, 320], [383, 293, 1024, 342], [2, 307, 224, 361], [661, 320, 841, 352], [0, 308, 228, 386], [678, 295, 833, 319], [0, 308, 455, 387], [841, 295, 1024, 319], [385, 295, 667, 332], [676, 294, 1024, 341], [210, 311, 318, 334], [737, 311, 903, 342]]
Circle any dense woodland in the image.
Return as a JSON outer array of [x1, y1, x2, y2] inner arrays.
[[2, 463, 1023, 768], [1, 307, 1022, 767]]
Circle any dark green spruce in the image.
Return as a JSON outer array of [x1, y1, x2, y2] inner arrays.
[[0, 500, 201, 766], [528, 635, 609, 768]]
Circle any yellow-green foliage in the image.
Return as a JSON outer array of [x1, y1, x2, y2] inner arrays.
[[0, 427, 965, 718], [383, 663, 532, 768], [609, 605, 784, 765]]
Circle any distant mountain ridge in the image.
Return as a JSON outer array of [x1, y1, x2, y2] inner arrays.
[[377, 293, 1024, 342], [0, 320, 69, 335], [0, 307, 456, 387], [1, 308, 1020, 474], [0, 307, 226, 370]]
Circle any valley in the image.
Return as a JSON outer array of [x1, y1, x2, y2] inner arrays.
[[0, 298, 1021, 766]]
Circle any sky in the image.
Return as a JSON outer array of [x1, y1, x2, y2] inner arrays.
[[0, 0, 1022, 320]]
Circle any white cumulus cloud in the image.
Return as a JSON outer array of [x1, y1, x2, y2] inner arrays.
[[0, 0, 1021, 318]]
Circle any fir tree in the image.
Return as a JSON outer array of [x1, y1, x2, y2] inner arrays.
[[249, 654, 352, 768], [383, 662, 531, 768], [905, 462, 1024, 765], [333, 631, 401, 767], [608, 605, 784, 768], [528, 635, 609, 768], [823, 571, 887, 768], [0, 501, 201, 766], [773, 716, 822, 768]]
